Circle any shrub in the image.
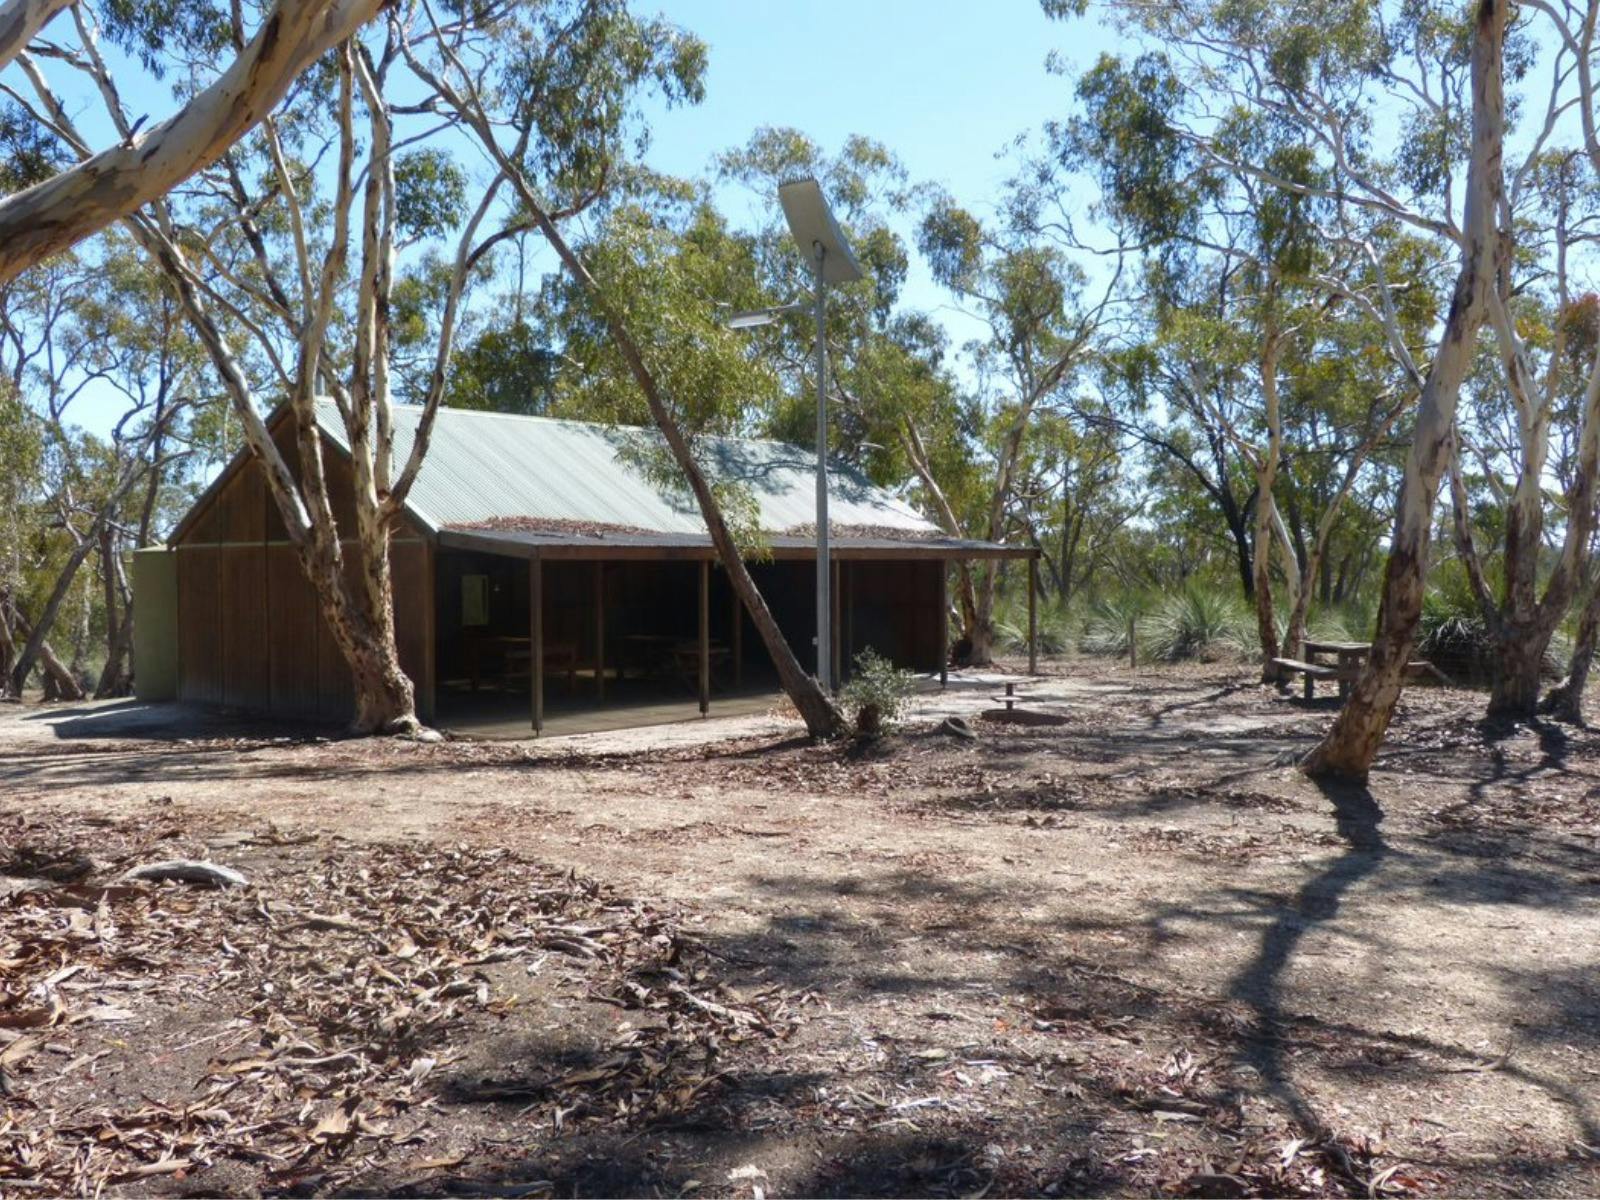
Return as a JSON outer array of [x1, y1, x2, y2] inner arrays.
[[1141, 584, 1254, 662], [1081, 592, 1147, 658], [839, 648, 917, 737], [993, 595, 1076, 656]]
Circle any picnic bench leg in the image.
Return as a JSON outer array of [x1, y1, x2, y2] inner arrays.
[[1304, 670, 1314, 702], [530, 555, 543, 736], [1338, 650, 1357, 699], [698, 560, 710, 716]]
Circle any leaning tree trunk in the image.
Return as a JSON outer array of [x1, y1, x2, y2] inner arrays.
[[435, 96, 841, 736], [1543, 584, 1600, 724], [9, 602, 84, 700], [1302, 0, 1505, 783]]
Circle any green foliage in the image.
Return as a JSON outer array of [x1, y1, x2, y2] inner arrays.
[[500, 1, 708, 207], [0, 105, 60, 193], [447, 320, 561, 415], [839, 649, 916, 738], [394, 150, 468, 243], [1057, 52, 1210, 251], [1140, 585, 1255, 663]]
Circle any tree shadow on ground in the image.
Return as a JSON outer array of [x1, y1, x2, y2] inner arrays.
[[1224, 776, 1387, 1145]]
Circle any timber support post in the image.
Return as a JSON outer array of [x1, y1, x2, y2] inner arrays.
[[1028, 554, 1039, 676], [831, 558, 842, 689], [698, 560, 710, 716], [530, 553, 544, 736], [939, 560, 949, 688], [731, 583, 743, 689], [594, 560, 605, 702]]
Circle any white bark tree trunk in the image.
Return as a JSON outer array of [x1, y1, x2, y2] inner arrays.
[[0, 0, 383, 284], [1302, 0, 1507, 782], [0, 0, 71, 74]]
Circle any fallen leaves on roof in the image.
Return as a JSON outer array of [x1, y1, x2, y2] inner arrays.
[[447, 516, 665, 539], [777, 522, 952, 542]]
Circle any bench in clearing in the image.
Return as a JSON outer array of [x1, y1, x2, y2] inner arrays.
[[989, 681, 1035, 711], [1271, 657, 1441, 700]]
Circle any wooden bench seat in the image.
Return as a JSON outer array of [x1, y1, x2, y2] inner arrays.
[[1272, 656, 1441, 700]]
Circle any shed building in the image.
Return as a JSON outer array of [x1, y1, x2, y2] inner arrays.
[[135, 403, 1034, 734]]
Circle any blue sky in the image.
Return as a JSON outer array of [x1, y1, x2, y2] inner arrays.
[[631, 0, 1118, 336], [59, 1, 1120, 436]]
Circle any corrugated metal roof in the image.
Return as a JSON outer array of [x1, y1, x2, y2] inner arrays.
[[317, 401, 942, 538]]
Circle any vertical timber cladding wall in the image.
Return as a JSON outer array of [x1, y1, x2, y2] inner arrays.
[[175, 418, 435, 722], [844, 559, 944, 673]]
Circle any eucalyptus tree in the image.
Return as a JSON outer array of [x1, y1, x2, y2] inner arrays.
[[13, 0, 704, 732], [0, 382, 42, 697], [1010, 402, 1133, 602], [0, 0, 391, 282], [1446, 138, 1600, 719], [0, 245, 194, 698], [1096, 318, 1260, 600], [913, 183, 1120, 663], [68, 241, 218, 696], [1048, 0, 1512, 781], [403, 4, 860, 738], [1062, 34, 1444, 679]]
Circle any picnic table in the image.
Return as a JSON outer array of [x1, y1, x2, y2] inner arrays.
[[1272, 639, 1442, 700], [467, 634, 579, 692]]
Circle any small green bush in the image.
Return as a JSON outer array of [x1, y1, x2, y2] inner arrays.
[[1141, 585, 1254, 662], [1081, 592, 1148, 658], [839, 648, 917, 737], [993, 595, 1076, 656]]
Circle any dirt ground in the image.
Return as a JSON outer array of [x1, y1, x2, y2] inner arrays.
[[3, 660, 1600, 1198]]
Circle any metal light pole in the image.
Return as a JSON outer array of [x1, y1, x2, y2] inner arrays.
[[812, 241, 831, 690], [779, 178, 862, 691]]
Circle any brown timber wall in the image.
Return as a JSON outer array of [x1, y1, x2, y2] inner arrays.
[[174, 428, 434, 724], [844, 559, 944, 673]]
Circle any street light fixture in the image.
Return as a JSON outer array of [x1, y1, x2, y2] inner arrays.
[[777, 177, 861, 692], [722, 300, 804, 330]]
